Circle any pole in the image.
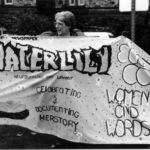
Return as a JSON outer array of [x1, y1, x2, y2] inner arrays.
[[131, 0, 136, 42]]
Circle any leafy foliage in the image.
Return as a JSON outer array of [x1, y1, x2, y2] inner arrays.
[[4, 10, 54, 35]]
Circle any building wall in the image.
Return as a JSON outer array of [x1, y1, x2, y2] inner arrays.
[[54, 0, 119, 8], [55, 0, 150, 8], [13, 0, 36, 6], [0, 0, 36, 6], [85, 0, 118, 7]]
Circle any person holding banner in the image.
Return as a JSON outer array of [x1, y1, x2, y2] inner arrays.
[[41, 11, 84, 36]]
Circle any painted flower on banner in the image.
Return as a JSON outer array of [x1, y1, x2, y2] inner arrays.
[[118, 45, 150, 86]]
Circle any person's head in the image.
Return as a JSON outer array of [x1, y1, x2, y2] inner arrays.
[[54, 11, 76, 36]]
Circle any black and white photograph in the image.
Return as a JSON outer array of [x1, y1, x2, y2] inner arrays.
[[0, 0, 150, 149]]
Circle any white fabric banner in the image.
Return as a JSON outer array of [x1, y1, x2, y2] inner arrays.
[[0, 35, 150, 144]]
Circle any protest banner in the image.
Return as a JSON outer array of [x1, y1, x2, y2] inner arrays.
[[0, 35, 149, 144]]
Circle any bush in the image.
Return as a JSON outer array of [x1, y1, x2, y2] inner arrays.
[[8, 11, 54, 35]]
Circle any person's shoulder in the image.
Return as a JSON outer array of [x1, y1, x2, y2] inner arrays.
[[72, 28, 84, 36], [39, 31, 56, 36]]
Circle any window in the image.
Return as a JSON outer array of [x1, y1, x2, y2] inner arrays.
[[69, 0, 75, 6], [5, 0, 13, 5], [78, 0, 85, 6], [56, 0, 65, 8]]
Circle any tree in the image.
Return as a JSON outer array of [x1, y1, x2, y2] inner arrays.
[[36, 0, 55, 15], [8, 11, 54, 35]]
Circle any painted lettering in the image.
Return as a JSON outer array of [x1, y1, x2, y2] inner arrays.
[[0, 41, 112, 75]]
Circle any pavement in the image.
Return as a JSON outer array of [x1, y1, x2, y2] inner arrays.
[[0, 125, 77, 149], [0, 125, 149, 149]]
